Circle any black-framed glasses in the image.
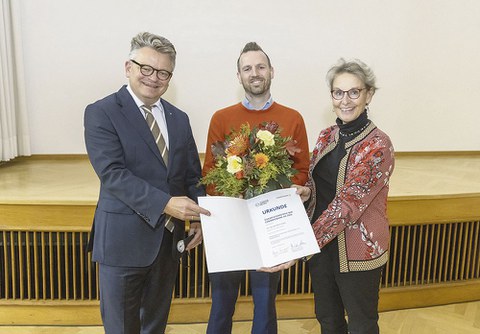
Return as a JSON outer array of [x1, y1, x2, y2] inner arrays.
[[331, 88, 366, 100], [130, 59, 173, 81]]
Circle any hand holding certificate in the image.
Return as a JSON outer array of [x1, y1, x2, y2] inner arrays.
[[199, 188, 320, 273]]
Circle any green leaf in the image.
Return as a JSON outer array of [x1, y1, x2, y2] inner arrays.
[[277, 174, 293, 188]]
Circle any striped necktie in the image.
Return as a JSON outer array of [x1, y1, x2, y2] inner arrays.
[[141, 105, 174, 232], [141, 105, 168, 166]]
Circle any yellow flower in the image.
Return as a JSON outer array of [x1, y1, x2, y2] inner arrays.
[[256, 129, 275, 146], [254, 153, 269, 168], [226, 155, 243, 174]]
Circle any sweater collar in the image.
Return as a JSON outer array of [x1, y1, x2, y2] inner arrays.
[[336, 110, 370, 140]]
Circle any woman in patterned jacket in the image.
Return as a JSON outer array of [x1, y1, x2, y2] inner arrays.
[[298, 58, 394, 333]]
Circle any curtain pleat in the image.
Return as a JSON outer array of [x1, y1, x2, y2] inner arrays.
[[0, 0, 30, 162]]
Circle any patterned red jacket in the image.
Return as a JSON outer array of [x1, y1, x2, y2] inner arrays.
[[306, 122, 395, 272]]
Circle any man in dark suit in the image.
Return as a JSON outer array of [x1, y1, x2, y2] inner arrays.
[[84, 32, 210, 334]]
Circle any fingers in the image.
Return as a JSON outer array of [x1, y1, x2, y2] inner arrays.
[[291, 184, 306, 194], [291, 185, 311, 202], [165, 197, 211, 221], [189, 205, 210, 221], [258, 260, 297, 273], [198, 206, 211, 216], [188, 222, 202, 234], [259, 265, 283, 273], [186, 231, 203, 250], [186, 222, 202, 251]]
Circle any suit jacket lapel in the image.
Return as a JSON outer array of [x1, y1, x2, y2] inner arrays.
[[116, 86, 167, 167]]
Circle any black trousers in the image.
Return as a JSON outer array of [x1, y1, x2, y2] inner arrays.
[[99, 230, 178, 334], [308, 238, 383, 334]]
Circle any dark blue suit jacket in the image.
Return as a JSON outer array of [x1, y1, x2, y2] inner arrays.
[[84, 85, 205, 267]]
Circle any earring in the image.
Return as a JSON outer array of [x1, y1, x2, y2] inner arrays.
[[365, 104, 370, 113]]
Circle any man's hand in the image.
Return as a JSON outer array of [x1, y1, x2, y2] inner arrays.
[[291, 184, 311, 203], [186, 222, 203, 251], [258, 260, 297, 273], [164, 196, 210, 221]]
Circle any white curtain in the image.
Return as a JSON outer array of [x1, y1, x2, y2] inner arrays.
[[0, 0, 30, 162]]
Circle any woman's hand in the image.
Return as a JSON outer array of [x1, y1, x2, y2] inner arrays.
[[291, 184, 311, 203], [258, 260, 297, 273]]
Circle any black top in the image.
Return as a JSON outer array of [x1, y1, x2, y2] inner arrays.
[[311, 111, 370, 222]]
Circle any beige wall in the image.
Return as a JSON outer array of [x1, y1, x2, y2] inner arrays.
[[19, 0, 480, 153]]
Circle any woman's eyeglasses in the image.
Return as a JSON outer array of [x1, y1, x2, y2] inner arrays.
[[331, 88, 366, 100]]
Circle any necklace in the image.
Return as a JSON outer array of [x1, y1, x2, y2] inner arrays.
[[339, 121, 371, 138]]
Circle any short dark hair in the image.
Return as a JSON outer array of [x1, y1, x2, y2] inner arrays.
[[236, 42, 272, 72]]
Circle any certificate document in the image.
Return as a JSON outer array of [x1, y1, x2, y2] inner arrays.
[[198, 188, 320, 273]]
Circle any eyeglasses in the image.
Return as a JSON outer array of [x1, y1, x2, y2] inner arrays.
[[331, 88, 366, 100], [130, 59, 173, 81]]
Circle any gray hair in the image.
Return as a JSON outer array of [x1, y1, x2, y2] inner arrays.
[[129, 32, 176, 68], [237, 42, 272, 72], [326, 58, 377, 92]]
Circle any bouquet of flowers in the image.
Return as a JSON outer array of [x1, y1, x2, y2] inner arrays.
[[201, 121, 300, 199]]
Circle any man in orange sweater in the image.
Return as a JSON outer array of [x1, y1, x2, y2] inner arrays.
[[202, 42, 310, 334]]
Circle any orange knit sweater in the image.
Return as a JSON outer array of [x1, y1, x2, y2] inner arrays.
[[202, 102, 310, 195]]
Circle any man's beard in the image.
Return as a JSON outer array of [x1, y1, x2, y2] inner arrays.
[[242, 76, 271, 96]]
